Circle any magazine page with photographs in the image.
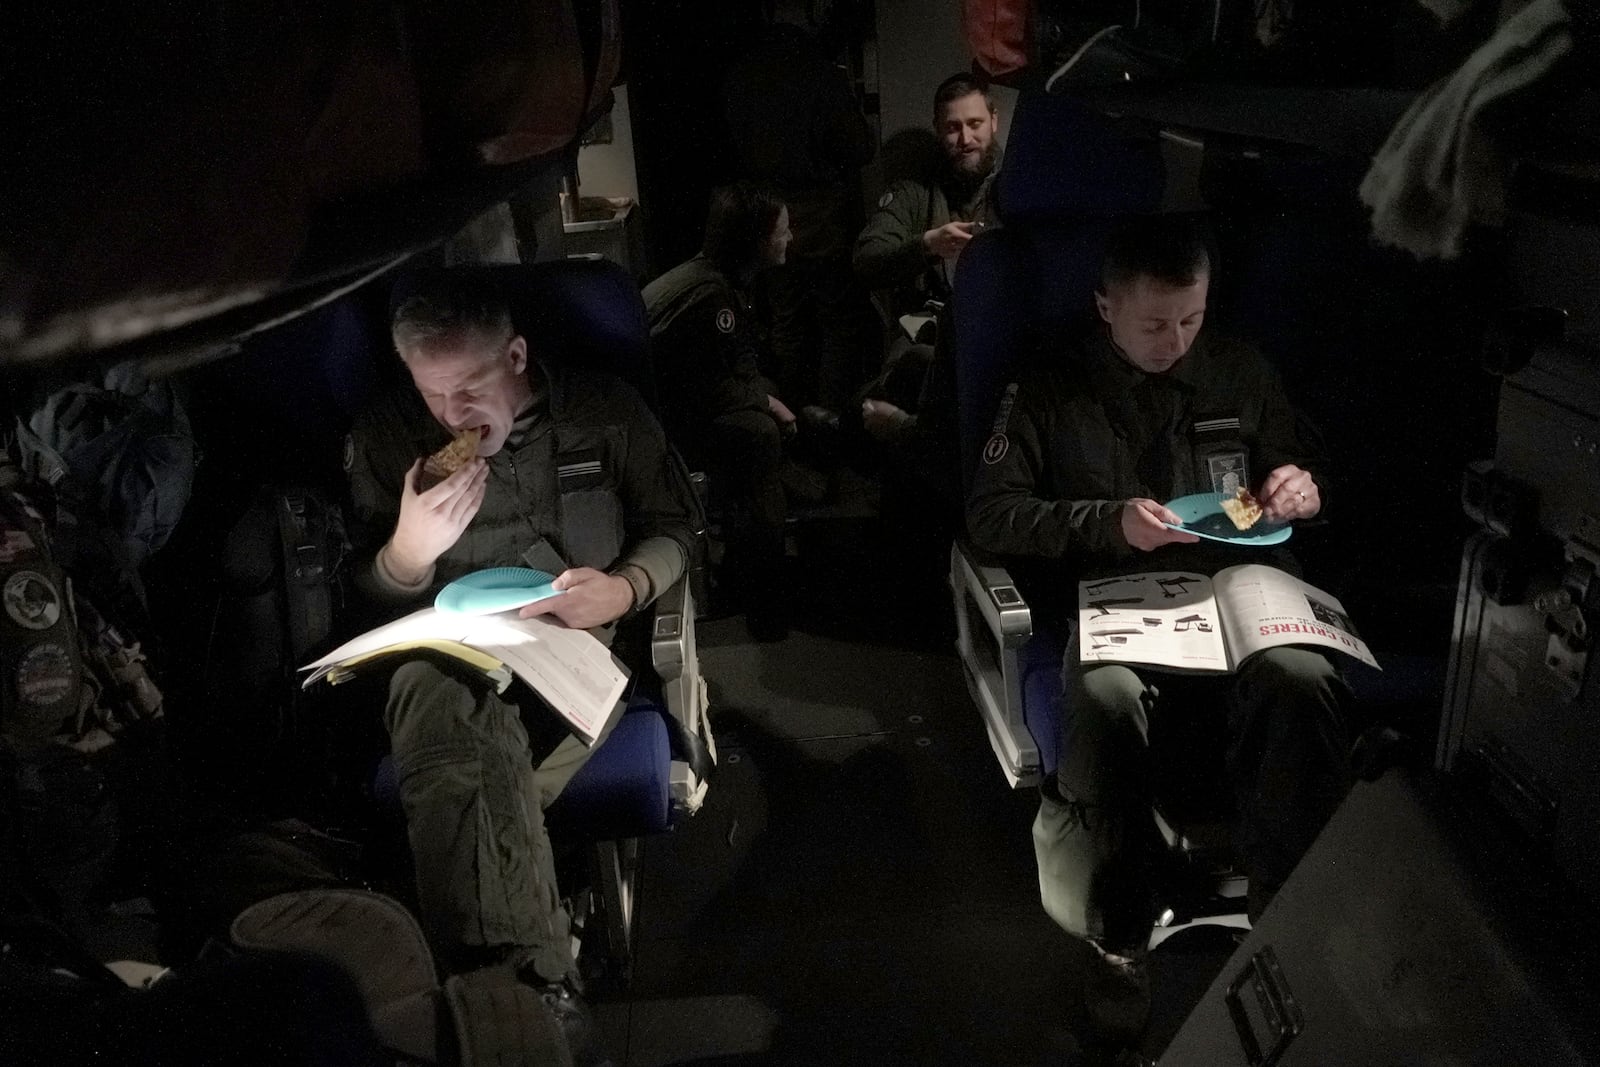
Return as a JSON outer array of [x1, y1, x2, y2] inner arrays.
[[1078, 566, 1378, 673], [1213, 564, 1378, 670]]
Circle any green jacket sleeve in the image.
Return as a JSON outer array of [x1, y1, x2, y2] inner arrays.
[[964, 377, 1132, 563], [853, 181, 936, 292]]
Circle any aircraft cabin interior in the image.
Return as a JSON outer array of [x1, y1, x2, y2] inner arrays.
[[3, 1, 1598, 1064]]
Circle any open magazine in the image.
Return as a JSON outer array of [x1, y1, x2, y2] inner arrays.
[[301, 609, 629, 746], [1078, 564, 1378, 673]]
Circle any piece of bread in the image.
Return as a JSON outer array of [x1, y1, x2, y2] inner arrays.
[[419, 428, 478, 488], [1220, 486, 1264, 531]]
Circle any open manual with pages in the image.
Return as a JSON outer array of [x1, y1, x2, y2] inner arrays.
[[1079, 564, 1379, 672], [301, 609, 629, 746]]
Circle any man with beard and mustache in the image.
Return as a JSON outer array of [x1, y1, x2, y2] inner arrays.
[[853, 73, 1002, 320], [851, 73, 1002, 528]]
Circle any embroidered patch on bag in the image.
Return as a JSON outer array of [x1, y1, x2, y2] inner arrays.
[[4, 571, 61, 630], [16, 642, 74, 707], [0, 530, 36, 564], [715, 308, 736, 334]]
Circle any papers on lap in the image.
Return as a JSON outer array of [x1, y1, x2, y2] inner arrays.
[[301, 608, 629, 746], [1079, 564, 1378, 673]]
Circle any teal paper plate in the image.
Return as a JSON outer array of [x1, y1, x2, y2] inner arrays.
[[1162, 492, 1293, 547], [435, 567, 563, 615]]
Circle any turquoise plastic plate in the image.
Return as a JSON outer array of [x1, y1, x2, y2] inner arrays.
[[1162, 492, 1293, 547], [435, 567, 563, 615]]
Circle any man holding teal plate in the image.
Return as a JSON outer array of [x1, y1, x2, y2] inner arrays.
[[966, 214, 1350, 1058], [344, 268, 699, 1062]]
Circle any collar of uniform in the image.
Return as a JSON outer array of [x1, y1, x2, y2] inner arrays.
[[1085, 324, 1208, 394], [503, 356, 556, 449]]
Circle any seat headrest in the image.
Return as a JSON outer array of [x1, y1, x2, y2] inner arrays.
[[997, 93, 1166, 223], [389, 259, 656, 408]]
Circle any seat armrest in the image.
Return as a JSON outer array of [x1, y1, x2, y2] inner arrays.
[[952, 539, 1034, 642], [950, 539, 1043, 787], [649, 575, 714, 815]]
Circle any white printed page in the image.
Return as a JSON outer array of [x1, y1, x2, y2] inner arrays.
[[303, 608, 629, 744], [464, 614, 629, 743], [1078, 573, 1230, 672], [1213, 564, 1379, 669]]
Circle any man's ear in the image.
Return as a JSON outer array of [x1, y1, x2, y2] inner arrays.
[[1094, 289, 1113, 324], [508, 335, 529, 375]]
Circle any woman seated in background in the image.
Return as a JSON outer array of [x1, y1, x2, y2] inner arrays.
[[642, 182, 799, 641]]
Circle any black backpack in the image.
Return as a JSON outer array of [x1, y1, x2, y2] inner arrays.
[[189, 486, 350, 815]]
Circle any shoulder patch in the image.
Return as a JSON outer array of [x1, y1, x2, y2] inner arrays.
[[342, 434, 355, 472], [990, 382, 1019, 434], [982, 433, 1010, 466], [878, 191, 893, 209], [715, 308, 736, 334]]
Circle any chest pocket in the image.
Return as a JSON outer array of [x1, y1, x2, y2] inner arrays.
[[1190, 414, 1251, 496], [556, 446, 624, 571]]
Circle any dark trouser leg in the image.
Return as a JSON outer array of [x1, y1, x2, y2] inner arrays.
[[809, 253, 866, 414], [765, 263, 815, 407], [384, 659, 592, 983], [706, 409, 786, 605], [1226, 647, 1352, 921], [1035, 662, 1157, 951]]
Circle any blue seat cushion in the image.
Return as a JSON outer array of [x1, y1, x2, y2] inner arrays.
[[1020, 626, 1067, 778], [372, 694, 675, 841], [546, 696, 673, 840]]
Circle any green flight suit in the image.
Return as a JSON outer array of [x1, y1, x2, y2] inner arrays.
[[345, 358, 698, 981]]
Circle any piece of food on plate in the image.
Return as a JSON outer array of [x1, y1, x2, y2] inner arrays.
[[419, 428, 479, 489], [1219, 486, 1264, 531]]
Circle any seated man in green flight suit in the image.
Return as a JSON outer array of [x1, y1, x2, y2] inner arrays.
[[966, 214, 1352, 1057], [344, 268, 700, 1062]]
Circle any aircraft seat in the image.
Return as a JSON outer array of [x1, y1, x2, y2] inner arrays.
[[949, 97, 1249, 913], [950, 92, 1166, 789]]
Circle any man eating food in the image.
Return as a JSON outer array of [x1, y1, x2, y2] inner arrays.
[[965, 213, 1348, 1060]]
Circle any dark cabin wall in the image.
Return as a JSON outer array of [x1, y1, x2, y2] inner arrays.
[[621, 0, 763, 279]]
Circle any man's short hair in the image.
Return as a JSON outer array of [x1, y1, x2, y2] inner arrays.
[[932, 72, 993, 119], [1100, 214, 1216, 292], [391, 269, 515, 359], [701, 182, 786, 275]]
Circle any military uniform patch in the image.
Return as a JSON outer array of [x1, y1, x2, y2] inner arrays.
[[16, 642, 74, 708], [983, 433, 1010, 465], [878, 191, 893, 208], [990, 382, 1020, 433], [715, 308, 736, 334], [5, 570, 61, 630]]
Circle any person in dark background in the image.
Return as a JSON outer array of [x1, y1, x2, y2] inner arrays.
[[853, 71, 1002, 324], [643, 183, 799, 641], [722, 0, 876, 428], [855, 72, 1003, 489]]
